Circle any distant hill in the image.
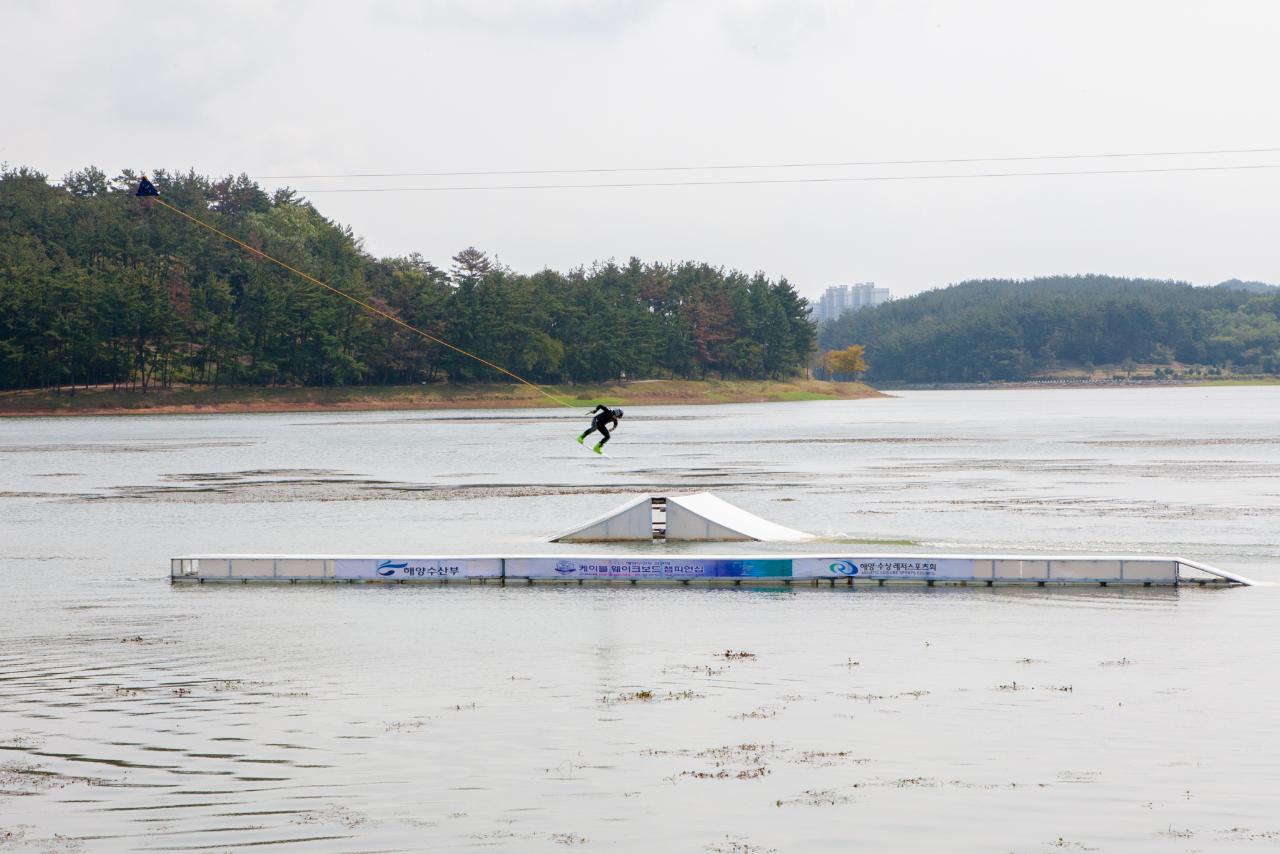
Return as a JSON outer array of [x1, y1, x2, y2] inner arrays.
[[1217, 279, 1279, 294], [820, 275, 1280, 382]]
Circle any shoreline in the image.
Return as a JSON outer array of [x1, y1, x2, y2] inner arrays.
[[0, 379, 885, 417], [876, 377, 1280, 391]]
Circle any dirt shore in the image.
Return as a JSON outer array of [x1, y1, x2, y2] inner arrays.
[[0, 379, 884, 417]]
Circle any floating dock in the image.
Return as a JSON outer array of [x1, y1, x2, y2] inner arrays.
[[170, 553, 1252, 586], [170, 493, 1254, 588]]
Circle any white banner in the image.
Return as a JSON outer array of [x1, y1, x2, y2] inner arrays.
[[504, 556, 792, 580], [329, 556, 974, 581], [334, 558, 501, 580], [794, 557, 974, 580]]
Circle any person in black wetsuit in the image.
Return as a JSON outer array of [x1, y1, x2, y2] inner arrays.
[[578, 405, 623, 454]]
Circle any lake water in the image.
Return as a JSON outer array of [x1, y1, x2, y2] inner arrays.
[[2, 387, 1278, 852]]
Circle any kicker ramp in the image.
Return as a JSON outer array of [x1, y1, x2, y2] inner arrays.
[[547, 495, 652, 542], [665, 493, 812, 542], [549, 492, 813, 543]]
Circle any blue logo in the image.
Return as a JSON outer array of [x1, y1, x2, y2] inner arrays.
[[829, 560, 861, 576], [553, 561, 577, 575], [376, 560, 408, 577]]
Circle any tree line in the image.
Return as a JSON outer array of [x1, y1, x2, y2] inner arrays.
[[0, 167, 815, 392], [820, 275, 1280, 382]]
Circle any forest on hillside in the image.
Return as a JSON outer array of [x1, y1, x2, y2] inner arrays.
[[820, 275, 1280, 383], [0, 167, 815, 392]]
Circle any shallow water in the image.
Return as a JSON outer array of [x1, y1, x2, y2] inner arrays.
[[2, 387, 1278, 852]]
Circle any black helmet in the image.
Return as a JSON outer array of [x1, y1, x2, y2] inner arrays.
[[612, 408, 624, 418]]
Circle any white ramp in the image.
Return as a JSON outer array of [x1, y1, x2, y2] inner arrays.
[[665, 493, 813, 542], [548, 495, 652, 542]]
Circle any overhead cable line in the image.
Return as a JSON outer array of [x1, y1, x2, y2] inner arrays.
[[285, 162, 1280, 194], [135, 180, 576, 409], [253, 146, 1280, 181]]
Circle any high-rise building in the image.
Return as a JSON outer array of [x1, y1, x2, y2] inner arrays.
[[811, 283, 890, 323]]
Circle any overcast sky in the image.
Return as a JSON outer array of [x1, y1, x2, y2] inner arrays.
[[5, 0, 1279, 299]]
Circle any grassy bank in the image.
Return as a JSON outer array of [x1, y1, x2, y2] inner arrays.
[[0, 379, 884, 417], [877, 376, 1280, 391]]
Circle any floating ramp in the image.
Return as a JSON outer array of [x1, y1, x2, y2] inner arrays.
[[548, 492, 813, 543], [548, 495, 652, 542], [666, 493, 814, 542], [171, 553, 1252, 586]]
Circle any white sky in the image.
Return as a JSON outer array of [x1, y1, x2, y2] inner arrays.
[[5, 0, 1279, 299]]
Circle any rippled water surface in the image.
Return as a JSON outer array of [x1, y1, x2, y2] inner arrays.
[[2, 387, 1278, 852]]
